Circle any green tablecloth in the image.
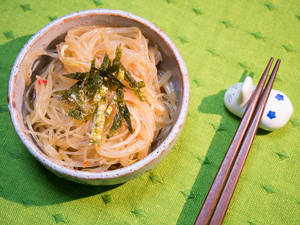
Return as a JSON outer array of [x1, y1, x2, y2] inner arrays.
[[0, 0, 299, 224]]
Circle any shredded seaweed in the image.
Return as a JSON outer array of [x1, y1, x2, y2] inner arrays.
[[56, 46, 144, 140], [116, 88, 133, 132], [111, 44, 122, 72], [108, 88, 133, 137], [123, 66, 145, 101], [63, 72, 87, 81], [100, 53, 111, 71], [122, 103, 133, 132], [108, 107, 123, 137], [68, 107, 88, 121]]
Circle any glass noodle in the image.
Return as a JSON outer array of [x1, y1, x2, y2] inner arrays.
[[23, 26, 176, 172]]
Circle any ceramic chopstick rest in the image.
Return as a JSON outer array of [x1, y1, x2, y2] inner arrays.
[[224, 76, 293, 131]]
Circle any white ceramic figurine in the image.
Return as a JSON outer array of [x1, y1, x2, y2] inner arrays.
[[224, 76, 293, 131]]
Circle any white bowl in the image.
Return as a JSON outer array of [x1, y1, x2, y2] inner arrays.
[[8, 9, 189, 185]]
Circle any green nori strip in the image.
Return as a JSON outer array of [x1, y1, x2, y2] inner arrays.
[[86, 59, 104, 100], [69, 107, 87, 121], [122, 66, 145, 88], [108, 107, 123, 137], [111, 44, 122, 70], [85, 76, 103, 100], [123, 67, 145, 101], [108, 88, 124, 136], [137, 81, 145, 88], [63, 72, 87, 81], [55, 81, 82, 101], [108, 88, 133, 136], [104, 72, 125, 88], [122, 103, 133, 133], [90, 58, 96, 76], [132, 87, 145, 101], [100, 53, 111, 71], [113, 44, 122, 64]]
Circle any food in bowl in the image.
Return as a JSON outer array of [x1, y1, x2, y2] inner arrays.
[[8, 9, 189, 185], [23, 26, 177, 172]]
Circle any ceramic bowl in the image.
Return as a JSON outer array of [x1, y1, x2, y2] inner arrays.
[[8, 9, 189, 185]]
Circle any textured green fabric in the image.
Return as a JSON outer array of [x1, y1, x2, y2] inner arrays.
[[0, 0, 299, 224]]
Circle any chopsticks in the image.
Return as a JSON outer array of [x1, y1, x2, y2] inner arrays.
[[194, 58, 281, 225]]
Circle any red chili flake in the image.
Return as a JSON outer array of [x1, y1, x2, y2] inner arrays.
[[38, 79, 47, 85]]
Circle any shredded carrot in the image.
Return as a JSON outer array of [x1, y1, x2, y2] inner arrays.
[[82, 161, 91, 167]]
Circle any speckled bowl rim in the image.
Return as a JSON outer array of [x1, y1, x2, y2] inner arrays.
[[8, 9, 189, 180]]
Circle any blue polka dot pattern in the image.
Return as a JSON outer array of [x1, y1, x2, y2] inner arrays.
[[275, 93, 284, 101], [267, 111, 276, 119]]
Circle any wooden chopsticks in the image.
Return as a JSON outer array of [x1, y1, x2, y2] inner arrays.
[[194, 58, 281, 225]]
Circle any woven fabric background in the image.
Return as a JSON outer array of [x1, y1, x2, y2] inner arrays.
[[0, 0, 299, 224]]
